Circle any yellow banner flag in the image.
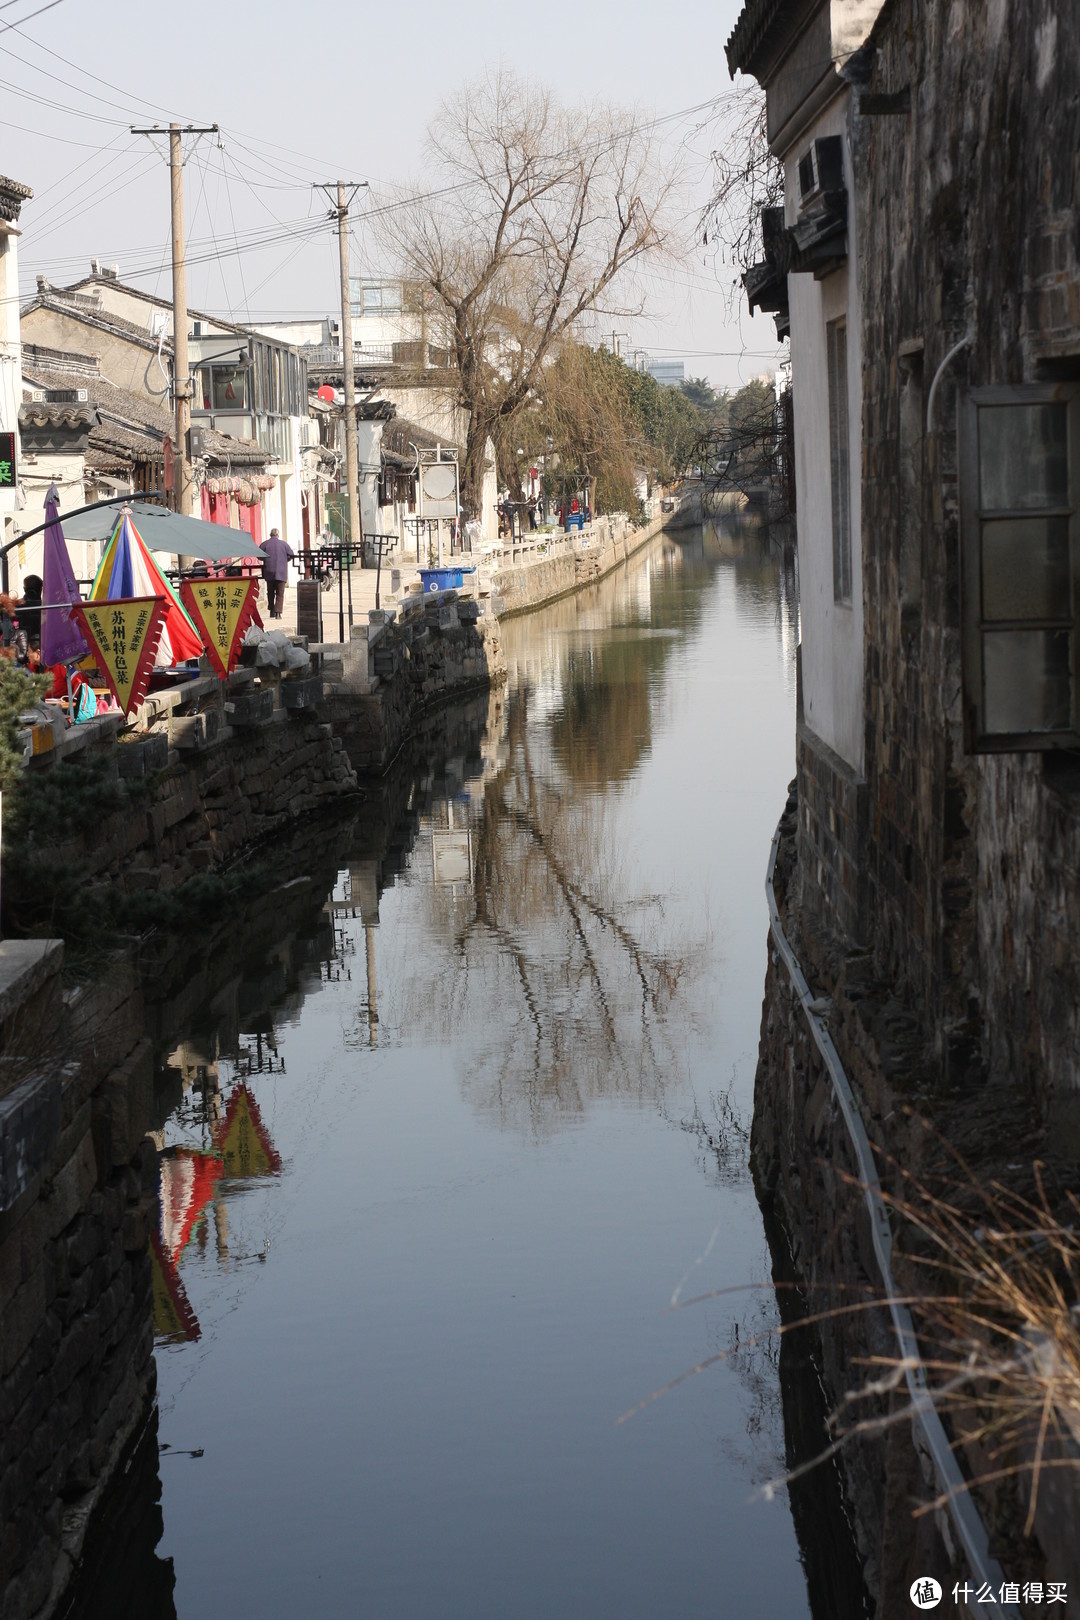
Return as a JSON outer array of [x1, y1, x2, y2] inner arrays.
[[180, 577, 259, 679], [217, 1086, 281, 1179], [70, 596, 167, 716]]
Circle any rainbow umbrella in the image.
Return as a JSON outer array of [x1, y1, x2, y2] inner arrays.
[[90, 510, 203, 666]]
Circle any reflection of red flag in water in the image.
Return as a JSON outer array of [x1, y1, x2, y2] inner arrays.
[[149, 1232, 201, 1343], [150, 1090, 280, 1343], [159, 1149, 225, 1262], [151, 1148, 225, 1344]]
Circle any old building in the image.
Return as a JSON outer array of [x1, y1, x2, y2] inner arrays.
[[729, 0, 1080, 1606], [21, 269, 305, 551], [13, 346, 271, 587], [268, 280, 500, 548], [0, 173, 33, 570]]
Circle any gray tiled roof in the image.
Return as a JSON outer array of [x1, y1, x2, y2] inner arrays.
[[725, 0, 791, 77], [22, 365, 268, 470]]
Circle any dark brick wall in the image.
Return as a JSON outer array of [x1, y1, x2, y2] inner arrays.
[[754, 813, 1078, 1613], [0, 962, 159, 1620], [751, 0, 1080, 1595], [796, 719, 868, 947], [851, 0, 1080, 1105]]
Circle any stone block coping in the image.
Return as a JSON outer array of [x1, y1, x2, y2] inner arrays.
[[0, 938, 63, 1029]]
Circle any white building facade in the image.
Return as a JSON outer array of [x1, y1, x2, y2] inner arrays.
[[729, 0, 887, 778], [0, 175, 33, 581]]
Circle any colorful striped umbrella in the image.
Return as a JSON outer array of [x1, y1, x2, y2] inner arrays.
[[90, 510, 203, 666]]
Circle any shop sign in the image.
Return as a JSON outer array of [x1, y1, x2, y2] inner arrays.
[[180, 576, 259, 679], [69, 596, 167, 716], [0, 431, 16, 490]]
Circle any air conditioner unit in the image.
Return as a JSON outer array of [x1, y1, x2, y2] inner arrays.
[[797, 136, 844, 204]]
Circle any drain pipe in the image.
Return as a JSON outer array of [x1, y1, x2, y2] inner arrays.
[[764, 818, 1017, 1620], [926, 333, 973, 434]]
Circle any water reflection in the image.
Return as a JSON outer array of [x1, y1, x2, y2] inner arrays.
[[67, 521, 864, 1620], [151, 1071, 282, 1345]]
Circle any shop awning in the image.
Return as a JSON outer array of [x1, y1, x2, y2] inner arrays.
[[59, 499, 266, 563]]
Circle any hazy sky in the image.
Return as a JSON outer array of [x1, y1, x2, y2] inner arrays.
[[3, 0, 785, 391]]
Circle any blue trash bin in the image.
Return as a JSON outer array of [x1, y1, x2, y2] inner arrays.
[[420, 566, 464, 593]]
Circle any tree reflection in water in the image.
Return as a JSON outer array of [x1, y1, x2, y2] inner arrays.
[[384, 544, 717, 1135], [455, 684, 695, 1130]]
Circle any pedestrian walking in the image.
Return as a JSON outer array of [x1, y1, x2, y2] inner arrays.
[[262, 528, 295, 619]]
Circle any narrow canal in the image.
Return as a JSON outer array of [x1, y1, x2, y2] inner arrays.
[[103, 523, 867, 1617]]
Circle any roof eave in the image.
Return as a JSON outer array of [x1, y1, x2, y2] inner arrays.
[[725, 0, 821, 82]]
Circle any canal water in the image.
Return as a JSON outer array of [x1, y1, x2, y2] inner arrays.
[[111, 523, 865, 1617]]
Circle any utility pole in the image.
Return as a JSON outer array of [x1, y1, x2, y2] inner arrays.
[[316, 181, 368, 565], [132, 123, 218, 515]]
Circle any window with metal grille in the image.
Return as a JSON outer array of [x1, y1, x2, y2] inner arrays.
[[827, 318, 852, 603], [959, 384, 1080, 750]]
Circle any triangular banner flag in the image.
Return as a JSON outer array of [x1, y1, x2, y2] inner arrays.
[[149, 1233, 201, 1344], [69, 595, 167, 716], [215, 1085, 282, 1178], [180, 577, 261, 679]]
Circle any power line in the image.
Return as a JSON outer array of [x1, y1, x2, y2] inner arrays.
[[1, 9, 193, 119], [27, 150, 160, 246], [0, 113, 121, 148], [0, 0, 67, 33], [3, 77, 128, 125], [219, 144, 253, 325]]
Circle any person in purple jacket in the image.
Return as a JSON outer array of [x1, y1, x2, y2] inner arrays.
[[262, 527, 295, 619]]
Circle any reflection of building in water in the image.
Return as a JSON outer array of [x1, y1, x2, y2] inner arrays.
[[162, 1042, 224, 1132], [234, 1030, 287, 1078], [327, 859, 381, 1043]]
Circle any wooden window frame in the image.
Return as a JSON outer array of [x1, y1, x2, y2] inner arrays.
[[827, 318, 852, 604], [959, 382, 1080, 752]]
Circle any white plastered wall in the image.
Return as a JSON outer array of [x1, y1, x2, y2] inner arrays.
[[1, 222, 25, 573], [785, 90, 865, 772]]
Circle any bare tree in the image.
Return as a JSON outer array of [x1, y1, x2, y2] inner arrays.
[[377, 69, 676, 516], [697, 89, 783, 312]]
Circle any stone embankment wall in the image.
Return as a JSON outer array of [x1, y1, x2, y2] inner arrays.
[[491, 506, 672, 618], [6, 596, 504, 921], [0, 609, 507, 1619], [324, 604, 503, 774], [53, 717, 356, 905], [754, 793, 1079, 1617], [0, 947, 160, 1620]]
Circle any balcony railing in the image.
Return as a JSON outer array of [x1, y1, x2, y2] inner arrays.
[[303, 342, 393, 368], [302, 341, 453, 371]]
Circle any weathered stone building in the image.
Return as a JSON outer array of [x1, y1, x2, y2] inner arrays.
[[729, 0, 1080, 1609]]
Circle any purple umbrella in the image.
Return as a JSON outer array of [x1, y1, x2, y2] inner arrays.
[[40, 483, 88, 666]]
